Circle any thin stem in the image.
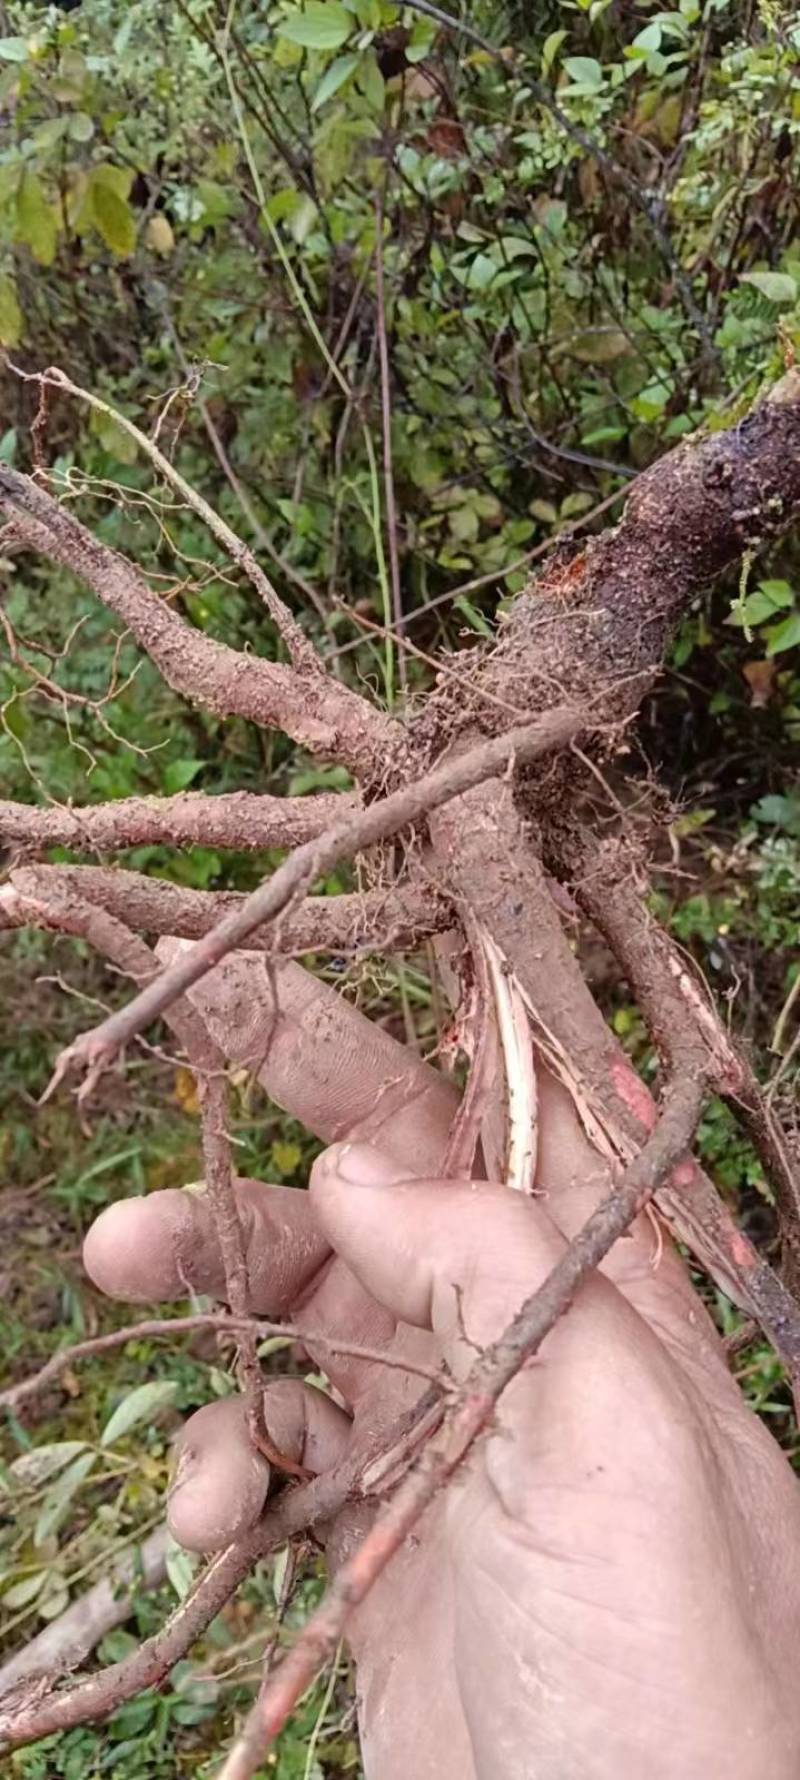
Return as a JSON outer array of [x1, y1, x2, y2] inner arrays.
[[11, 366, 316, 673], [374, 185, 405, 694], [0, 1313, 444, 1413]]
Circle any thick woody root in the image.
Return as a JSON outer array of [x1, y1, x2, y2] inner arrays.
[[412, 369, 800, 766], [0, 789, 355, 854], [1, 865, 450, 958], [37, 710, 582, 1088], [430, 779, 800, 1381]]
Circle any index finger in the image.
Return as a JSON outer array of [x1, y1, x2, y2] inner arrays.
[[156, 941, 458, 1172]]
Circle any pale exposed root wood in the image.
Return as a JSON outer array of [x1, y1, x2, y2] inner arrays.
[[440, 915, 502, 1180], [482, 927, 537, 1192]]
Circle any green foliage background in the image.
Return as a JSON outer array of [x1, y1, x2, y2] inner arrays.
[[1, 0, 799, 1772]]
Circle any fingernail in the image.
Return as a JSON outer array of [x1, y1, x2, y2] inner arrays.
[[332, 1141, 408, 1188], [182, 1179, 207, 1196]]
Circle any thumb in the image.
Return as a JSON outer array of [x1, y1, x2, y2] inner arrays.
[[310, 1141, 575, 1365]]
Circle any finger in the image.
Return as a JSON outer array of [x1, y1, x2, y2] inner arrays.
[[312, 1144, 569, 1362], [312, 1142, 729, 1379], [82, 1174, 402, 1405], [167, 1380, 351, 1552], [156, 941, 458, 1173], [83, 1177, 328, 1312]]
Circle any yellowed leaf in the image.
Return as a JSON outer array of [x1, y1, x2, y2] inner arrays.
[[173, 1066, 200, 1114], [145, 213, 174, 256]]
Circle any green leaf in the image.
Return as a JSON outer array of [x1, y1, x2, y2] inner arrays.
[[52, 48, 87, 102], [571, 328, 630, 364], [407, 16, 437, 61], [34, 1452, 96, 1546], [562, 56, 603, 89], [6, 1441, 88, 1495], [0, 158, 23, 205], [752, 793, 800, 834], [630, 20, 662, 52], [0, 275, 22, 347], [277, 3, 353, 50], [2, 1571, 49, 1609], [465, 251, 499, 292], [101, 1379, 177, 1447], [89, 407, 138, 464], [311, 50, 359, 108], [165, 1536, 196, 1600], [758, 578, 794, 602], [162, 758, 205, 795], [358, 51, 384, 110], [15, 171, 58, 267], [265, 187, 302, 224], [765, 612, 800, 655], [32, 117, 69, 153], [98, 1628, 138, 1663], [271, 1138, 302, 1174], [38, 1573, 70, 1621], [88, 163, 134, 200], [289, 192, 318, 243], [541, 29, 567, 73], [454, 594, 493, 637], [631, 379, 671, 421], [729, 581, 793, 626], [88, 173, 136, 257], [0, 36, 29, 62], [195, 179, 238, 226], [740, 270, 798, 305], [68, 111, 95, 143], [497, 236, 537, 261]]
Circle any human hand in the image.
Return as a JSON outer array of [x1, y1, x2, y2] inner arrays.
[[83, 948, 800, 1780]]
